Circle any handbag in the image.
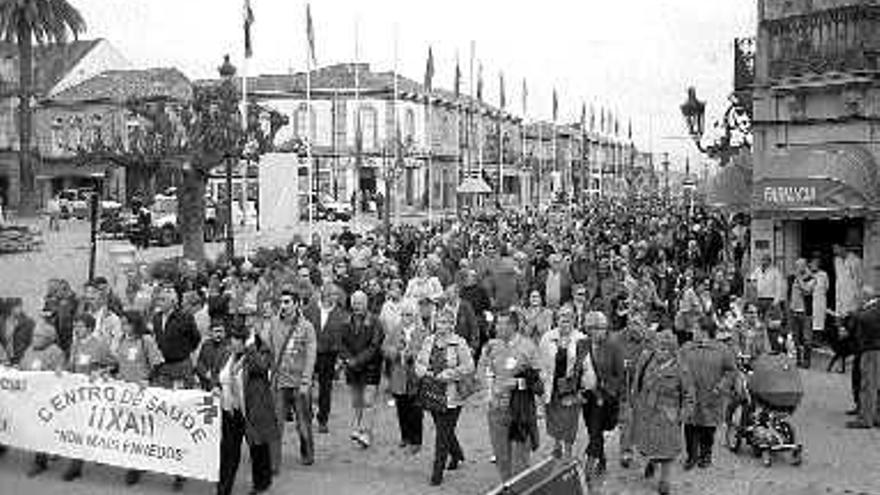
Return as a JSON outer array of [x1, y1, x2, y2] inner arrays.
[[417, 376, 448, 412]]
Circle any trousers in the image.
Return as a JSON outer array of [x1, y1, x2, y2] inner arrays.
[[394, 394, 423, 446], [270, 387, 314, 471], [581, 392, 612, 460], [487, 407, 531, 481], [315, 352, 337, 426], [430, 407, 463, 479], [684, 424, 716, 462], [858, 350, 880, 425], [217, 410, 272, 495]]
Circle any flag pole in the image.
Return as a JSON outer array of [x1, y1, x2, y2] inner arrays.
[[305, 6, 313, 238], [392, 25, 400, 227], [353, 15, 360, 223]]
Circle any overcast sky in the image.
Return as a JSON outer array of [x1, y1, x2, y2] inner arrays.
[[74, 0, 756, 170]]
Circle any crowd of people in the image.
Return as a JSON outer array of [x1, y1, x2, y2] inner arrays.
[[1, 196, 878, 495]]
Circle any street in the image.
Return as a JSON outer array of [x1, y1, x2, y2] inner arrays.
[[0, 366, 877, 494]]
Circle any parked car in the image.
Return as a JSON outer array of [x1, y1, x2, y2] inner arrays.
[[56, 189, 90, 219], [128, 193, 220, 247], [299, 194, 352, 222]]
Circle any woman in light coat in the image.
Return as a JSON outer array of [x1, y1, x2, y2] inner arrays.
[[382, 298, 428, 454], [538, 304, 586, 458], [810, 257, 829, 339], [415, 306, 475, 486], [632, 330, 695, 495]]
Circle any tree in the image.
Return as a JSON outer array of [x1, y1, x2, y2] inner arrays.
[[75, 62, 287, 261], [0, 0, 86, 216]]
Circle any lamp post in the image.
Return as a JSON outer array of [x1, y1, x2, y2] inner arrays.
[[219, 55, 237, 260], [87, 171, 105, 282]]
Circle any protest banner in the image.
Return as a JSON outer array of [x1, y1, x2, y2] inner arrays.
[[0, 367, 220, 481]]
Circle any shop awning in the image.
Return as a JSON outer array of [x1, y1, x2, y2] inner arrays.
[[708, 164, 752, 210], [753, 145, 879, 217], [457, 177, 492, 194]]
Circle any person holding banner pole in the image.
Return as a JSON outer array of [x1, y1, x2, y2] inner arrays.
[[216, 318, 277, 495], [62, 314, 117, 482], [21, 322, 66, 478], [115, 310, 164, 486]]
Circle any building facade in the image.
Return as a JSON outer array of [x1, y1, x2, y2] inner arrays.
[[240, 63, 639, 216], [0, 39, 131, 209], [752, 0, 880, 298]]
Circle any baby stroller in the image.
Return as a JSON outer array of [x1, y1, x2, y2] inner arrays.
[[724, 353, 804, 467]]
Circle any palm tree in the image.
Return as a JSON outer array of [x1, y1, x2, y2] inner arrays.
[[0, 0, 86, 216]]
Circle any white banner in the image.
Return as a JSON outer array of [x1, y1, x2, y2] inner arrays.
[[0, 368, 221, 481]]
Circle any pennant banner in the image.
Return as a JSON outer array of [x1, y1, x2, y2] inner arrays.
[[0, 368, 221, 481]]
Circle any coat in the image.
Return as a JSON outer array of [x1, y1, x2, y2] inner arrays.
[[415, 332, 475, 409], [1, 314, 34, 366], [679, 339, 736, 427], [632, 350, 695, 460], [382, 320, 428, 395], [538, 329, 587, 405], [305, 304, 349, 355], [219, 338, 280, 445], [812, 270, 829, 331], [342, 312, 384, 385], [580, 336, 626, 403], [451, 299, 480, 353]]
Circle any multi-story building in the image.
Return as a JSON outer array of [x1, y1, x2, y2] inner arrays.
[[0, 39, 131, 209], [239, 63, 639, 215], [751, 0, 880, 294]]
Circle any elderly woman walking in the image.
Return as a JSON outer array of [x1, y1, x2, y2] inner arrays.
[[679, 318, 736, 470], [479, 310, 542, 481], [415, 306, 475, 486], [539, 304, 586, 459], [632, 330, 695, 495], [382, 298, 427, 454]]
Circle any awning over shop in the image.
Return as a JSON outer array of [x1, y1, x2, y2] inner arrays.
[[753, 145, 879, 217], [457, 177, 492, 194], [708, 164, 752, 210]]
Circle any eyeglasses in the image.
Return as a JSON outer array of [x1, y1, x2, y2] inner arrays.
[[280, 299, 296, 306]]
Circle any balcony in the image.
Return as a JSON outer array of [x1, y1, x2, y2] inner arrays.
[[764, 5, 880, 81]]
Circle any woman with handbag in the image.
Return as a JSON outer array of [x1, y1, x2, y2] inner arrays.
[[579, 311, 625, 479], [382, 298, 427, 455], [479, 309, 541, 481], [632, 330, 695, 495], [538, 303, 586, 459], [415, 306, 475, 486]]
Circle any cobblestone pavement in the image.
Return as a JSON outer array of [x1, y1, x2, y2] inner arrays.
[[2, 220, 880, 494]]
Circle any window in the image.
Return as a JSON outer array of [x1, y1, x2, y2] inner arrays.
[[50, 117, 64, 155], [70, 117, 83, 149], [404, 108, 415, 142], [358, 105, 378, 149], [294, 103, 316, 142]]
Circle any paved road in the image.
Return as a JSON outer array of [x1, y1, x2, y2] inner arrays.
[[0, 368, 878, 495]]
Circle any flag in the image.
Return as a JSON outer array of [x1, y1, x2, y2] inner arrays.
[[600, 108, 605, 133], [589, 104, 595, 131], [628, 119, 632, 140], [552, 89, 558, 122], [454, 53, 461, 98], [614, 114, 620, 135], [499, 72, 505, 110], [243, 0, 254, 58], [521, 78, 527, 116], [424, 46, 434, 92], [476, 63, 483, 101], [580, 102, 586, 131], [306, 4, 317, 67]]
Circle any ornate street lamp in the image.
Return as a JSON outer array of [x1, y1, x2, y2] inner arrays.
[[680, 86, 706, 151], [219, 54, 237, 259]]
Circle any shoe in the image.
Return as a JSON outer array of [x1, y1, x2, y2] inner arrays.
[[644, 461, 656, 479], [398, 441, 409, 449], [447, 456, 463, 471], [300, 457, 314, 466], [125, 470, 141, 486], [248, 487, 270, 495], [846, 420, 872, 429], [409, 445, 421, 455], [682, 458, 697, 471], [27, 463, 47, 478], [698, 457, 712, 469], [429, 474, 443, 486], [62, 467, 82, 482], [846, 408, 859, 416], [172, 476, 185, 491], [658, 480, 671, 495], [318, 423, 329, 434]]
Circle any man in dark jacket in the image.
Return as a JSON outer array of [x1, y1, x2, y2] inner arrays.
[[443, 283, 480, 360], [341, 291, 384, 448], [460, 269, 492, 351], [151, 281, 201, 491], [304, 283, 349, 433], [847, 287, 880, 429]]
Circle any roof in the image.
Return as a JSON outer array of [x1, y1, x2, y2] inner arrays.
[[50, 68, 192, 104], [0, 39, 101, 95]]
